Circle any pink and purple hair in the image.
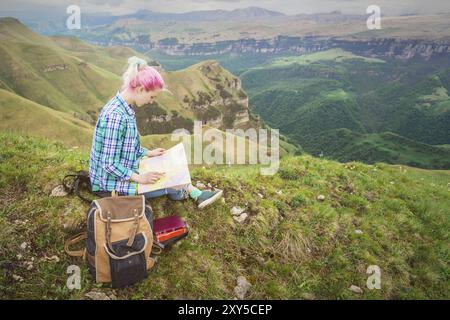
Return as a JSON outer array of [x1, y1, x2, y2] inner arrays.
[[122, 56, 166, 92]]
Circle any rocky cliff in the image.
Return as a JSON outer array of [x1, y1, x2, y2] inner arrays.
[[97, 35, 450, 61], [157, 36, 450, 61]]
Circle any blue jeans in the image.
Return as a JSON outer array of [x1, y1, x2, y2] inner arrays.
[[93, 187, 189, 200], [141, 187, 189, 201]]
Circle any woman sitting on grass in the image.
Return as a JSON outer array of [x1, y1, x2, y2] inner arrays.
[[88, 56, 223, 209]]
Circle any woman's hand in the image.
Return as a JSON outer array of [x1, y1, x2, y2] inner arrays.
[[131, 172, 165, 184], [147, 148, 166, 157]]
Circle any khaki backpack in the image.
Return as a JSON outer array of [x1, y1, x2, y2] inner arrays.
[[65, 191, 158, 288]]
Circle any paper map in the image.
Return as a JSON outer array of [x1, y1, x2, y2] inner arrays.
[[138, 143, 191, 194]]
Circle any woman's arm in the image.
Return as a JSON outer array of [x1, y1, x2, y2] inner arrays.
[[98, 113, 134, 181]]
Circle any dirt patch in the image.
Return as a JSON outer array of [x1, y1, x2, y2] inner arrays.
[[0, 184, 28, 208]]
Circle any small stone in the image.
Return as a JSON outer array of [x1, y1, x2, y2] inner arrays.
[[233, 213, 248, 223], [51, 185, 68, 197], [255, 256, 265, 264], [234, 276, 251, 300], [349, 285, 363, 294], [20, 242, 27, 250], [354, 230, 363, 235], [49, 255, 60, 263], [85, 291, 111, 300], [231, 206, 245, 216], [196, 181, 206, 189], [302, 293, 316, 300], [12, 274, 24, 282], [317, 195, 326, 201], [257, 193, 264, 199]]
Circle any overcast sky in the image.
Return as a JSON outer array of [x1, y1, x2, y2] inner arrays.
[[1, 0, 450, 17]]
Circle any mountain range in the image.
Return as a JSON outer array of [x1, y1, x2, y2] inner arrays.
[[0, 17, 298, 157], [240, 48, 450, 169]]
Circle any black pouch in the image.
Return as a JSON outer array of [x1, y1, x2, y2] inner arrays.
[[105, 233, 148, 288]]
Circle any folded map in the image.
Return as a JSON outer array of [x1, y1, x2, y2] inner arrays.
[[138, 143, 191, 194]]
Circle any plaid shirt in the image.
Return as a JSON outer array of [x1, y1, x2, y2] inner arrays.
[[89, 93, 148, 195]]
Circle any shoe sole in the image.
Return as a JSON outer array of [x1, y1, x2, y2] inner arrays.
[[198, 190, 223, 209]]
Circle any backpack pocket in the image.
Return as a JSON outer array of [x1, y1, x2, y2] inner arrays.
[[104, 233, 148, 288]]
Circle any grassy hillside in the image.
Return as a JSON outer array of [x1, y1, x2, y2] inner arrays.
[[0, 17, 122, 116], [0, 89, 93, 149], [241, 49, 450, 169], [0, 132, 449, 299], [50, 35, 158, 76], [255, 49, 385, 68], [302, 129, 450, 169]]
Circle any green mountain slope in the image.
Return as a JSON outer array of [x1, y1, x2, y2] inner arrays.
[[0, 18, 122, 116], [0, 89, 93, 148], [1, 132, 449, 299], [50, 35, 158, 76], [302, 129, 450, 169], [241, 49, 450, 169]]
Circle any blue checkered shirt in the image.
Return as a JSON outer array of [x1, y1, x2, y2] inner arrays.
[[89, 93, 148, 195]]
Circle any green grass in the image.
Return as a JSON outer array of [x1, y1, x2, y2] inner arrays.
[[1, 132, 449, 299]]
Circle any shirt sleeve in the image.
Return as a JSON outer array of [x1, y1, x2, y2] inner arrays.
[[99, 113, 134, 181], [137, 146, 149, 159]]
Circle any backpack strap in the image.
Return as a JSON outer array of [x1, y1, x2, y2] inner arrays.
[[73, 177, 94, 204], [62, 172, 94, 204], [64, 232, 88, 259]]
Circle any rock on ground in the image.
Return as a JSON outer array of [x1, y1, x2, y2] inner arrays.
[[85, 291, 111, 300], [51, 185, 68, 197], [349, 285, 363, 294], [234, 276, 252, 300], [230, 206, 245, 216], [233, 213, 248, 223]]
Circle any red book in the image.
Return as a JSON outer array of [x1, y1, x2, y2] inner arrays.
[[153, 215, 189, 246]]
